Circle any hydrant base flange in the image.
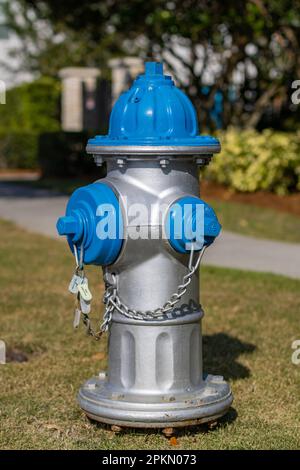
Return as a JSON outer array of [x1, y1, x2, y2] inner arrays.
[[77, 374, 233, 428]]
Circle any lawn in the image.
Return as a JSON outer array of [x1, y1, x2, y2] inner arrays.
[[0, 219, 299, 450], [207, 198, 300, 244]]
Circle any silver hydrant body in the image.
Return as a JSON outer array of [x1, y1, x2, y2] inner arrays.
[[57, 62, 233, 428]]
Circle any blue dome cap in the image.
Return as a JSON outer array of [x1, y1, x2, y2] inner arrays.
[[87, 61, 220, 155], [109, 62, 197, 140]]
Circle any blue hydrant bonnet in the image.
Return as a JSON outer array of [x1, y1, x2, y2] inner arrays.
[[87, 61, 220, 157]]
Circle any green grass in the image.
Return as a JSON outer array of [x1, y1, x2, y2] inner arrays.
[[0, 219, 300, 450], [11, 177, 300, 243], [207, 198, 300, 244]]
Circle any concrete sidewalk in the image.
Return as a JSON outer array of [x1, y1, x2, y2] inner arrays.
[[0, 182, 300, 279], [0, 183, 66, 238]]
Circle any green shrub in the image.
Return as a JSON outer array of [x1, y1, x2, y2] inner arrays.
[[0, 130, 104, 173], [0, 131, 39, 169], [206, 128, 300, 195], [0, 77, 60, 169], [0, 77, 60, 133]]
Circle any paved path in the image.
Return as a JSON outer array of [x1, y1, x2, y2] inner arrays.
[[0, 182, 300, 279], [0, 183, 66, 238]]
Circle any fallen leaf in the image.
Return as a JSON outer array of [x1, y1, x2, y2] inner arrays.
[[91, 352, 106, 361]]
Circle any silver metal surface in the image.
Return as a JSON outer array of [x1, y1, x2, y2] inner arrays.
[[86, 144, 220, 156], [78, 372, 233, 428], [78, 159, 233, 427], [100, 246, 206, 327]]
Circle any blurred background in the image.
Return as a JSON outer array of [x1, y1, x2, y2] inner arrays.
[[1, 0, 300, 272], [0, 0, 300, 196], [1, 1, 300, 450]]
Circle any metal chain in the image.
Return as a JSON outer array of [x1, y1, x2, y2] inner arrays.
[[99, 245, 207, 333], [72, 243, 206, 340]]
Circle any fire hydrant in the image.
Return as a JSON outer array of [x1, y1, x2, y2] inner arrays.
[[57, 62, 233, 429]]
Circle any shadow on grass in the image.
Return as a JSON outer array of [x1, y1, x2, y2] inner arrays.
[[203, 332, 256, 380]]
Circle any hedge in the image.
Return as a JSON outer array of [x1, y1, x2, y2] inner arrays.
[[0, 131, 39, 169], [0, 131, 103, 176], [206, 128, 300, 195], [0, 76, 61, 170], [0, 77, 106, 175], [38, 131, 102, 178], [0, 77, 60, 133]]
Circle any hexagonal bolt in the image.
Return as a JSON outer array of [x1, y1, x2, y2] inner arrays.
[[210, 375, 225, 384], [85, 382, 96, 390], [56, 215, 77, 236], [117, 158, 126, 168], [94, 155, 103, 167], [111, 425, 123, 433], [196, 158, 206, 166], [159, 159, 170, 168], [207, 420, 218, 430], [162, 427, 175, 437], [145, 62, 163, 76]]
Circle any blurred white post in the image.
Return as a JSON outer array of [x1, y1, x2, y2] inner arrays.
[[109, 57, 143, 104], [59, 67, 101, 131], [0, 80, 6, 104], [0, 340, 6, 364]]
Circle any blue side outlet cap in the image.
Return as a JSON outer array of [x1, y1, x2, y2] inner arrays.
[[56, 182, 123, 266], [166, 196, 221, 253]]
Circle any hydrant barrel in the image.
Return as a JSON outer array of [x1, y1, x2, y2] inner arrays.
[[57, 61, 233, 428]]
